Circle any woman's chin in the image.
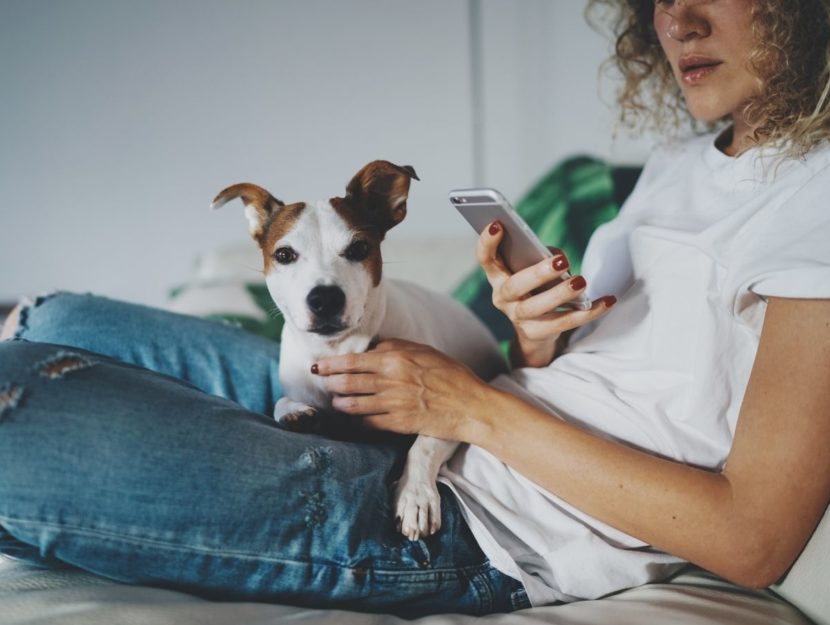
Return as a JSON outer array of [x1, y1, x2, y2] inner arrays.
[[685, 101, 730, 125]]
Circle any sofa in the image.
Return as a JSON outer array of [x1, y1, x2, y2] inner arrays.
[[1, 158, 826, 625]]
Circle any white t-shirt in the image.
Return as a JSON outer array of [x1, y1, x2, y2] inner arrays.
[[439, 131, 830, 605]]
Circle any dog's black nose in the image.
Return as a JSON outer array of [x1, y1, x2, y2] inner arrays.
[[306, 285, 346, 319]]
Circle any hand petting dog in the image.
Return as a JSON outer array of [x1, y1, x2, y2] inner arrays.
[[314, 338, 492, 440]]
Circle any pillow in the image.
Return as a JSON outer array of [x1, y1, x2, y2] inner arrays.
[[168, 281, 284, 341], [773, 505, 830, 625]]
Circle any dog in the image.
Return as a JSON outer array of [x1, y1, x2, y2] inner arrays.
[[211, 160, 505, 540]]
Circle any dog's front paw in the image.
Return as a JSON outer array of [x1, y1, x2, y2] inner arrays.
[[273, 398, 319, 430], [394, 475, 442, 541]]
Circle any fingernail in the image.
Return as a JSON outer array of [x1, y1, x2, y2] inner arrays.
[[570, 275, 587, 291], [604, 295, 617, 308], [552, 255, 569, 271], [310, 363, 319, 374], [488, 221, 501, 235]]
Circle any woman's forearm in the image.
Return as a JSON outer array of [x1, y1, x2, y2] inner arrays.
[[461, 298, 830, 589], [320, 301, 828, 589], [459, 387, 771, 587]]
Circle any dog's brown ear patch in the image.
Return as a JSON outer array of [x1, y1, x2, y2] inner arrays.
[[259, 201, 306, 273], [343, 161, 419, 233], [211, 183, 285, 241]]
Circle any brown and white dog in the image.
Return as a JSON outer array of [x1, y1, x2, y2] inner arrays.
[[212, 161, 505, 540]]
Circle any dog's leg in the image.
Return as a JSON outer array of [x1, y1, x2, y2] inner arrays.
[[394, 436, 459, 541], [273, 397, 318, 428]]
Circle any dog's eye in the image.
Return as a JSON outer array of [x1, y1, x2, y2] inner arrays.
[[344, 240, 371, 262], [274, 246, 298, 265]]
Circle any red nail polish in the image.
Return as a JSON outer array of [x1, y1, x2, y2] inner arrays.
[[570, 275, 587, 291], [552, 255, 569, 271], [310, 363, 319, 374], [488, 221, 501, 235], [604, 295, 617, 308]]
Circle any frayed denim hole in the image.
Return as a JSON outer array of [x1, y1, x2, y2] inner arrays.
[[10, 298, 34, 340], [299, 489, 328, 528], [301, 446, 333, 474], [12, 291, 64, 340], [0, 384, 24, 422], [34, 351, 94, 379], [298, 446, 334, 528]]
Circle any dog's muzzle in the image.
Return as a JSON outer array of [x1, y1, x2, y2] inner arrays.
[[307, 285, 347, 335]]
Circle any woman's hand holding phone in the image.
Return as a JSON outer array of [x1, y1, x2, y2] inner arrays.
[[477, 221, 617, 369]]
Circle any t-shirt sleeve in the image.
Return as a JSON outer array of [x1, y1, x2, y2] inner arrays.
[[736, 166, 830, 300]]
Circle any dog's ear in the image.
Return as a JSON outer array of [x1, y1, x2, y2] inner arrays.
[[211, 183, 285, 241], [344, 161, 419, 232]]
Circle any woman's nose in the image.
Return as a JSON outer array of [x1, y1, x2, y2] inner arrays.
[[663, 1, 711, 42]]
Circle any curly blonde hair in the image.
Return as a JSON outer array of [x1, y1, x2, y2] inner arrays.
[[587, 0, 830, 158]]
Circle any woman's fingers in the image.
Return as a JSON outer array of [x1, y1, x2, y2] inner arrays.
[[314, 351, 379, 375], [478, 220, 574, 305], [476, 221, 510, 284], [331, 392, 384, 415], [512, 274, 587, 320], [324, 372, 379, 395], [317, 343, 436, 405], [518, 296, 616, 339], [497, 255, 572, 305]]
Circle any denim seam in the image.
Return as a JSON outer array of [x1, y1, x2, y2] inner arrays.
[[0, 515, 491, 581], [370, 562, 493, 585], [511, 587, 531, 610], [468, 564, 494, 614], [0, 516, 353, 569]]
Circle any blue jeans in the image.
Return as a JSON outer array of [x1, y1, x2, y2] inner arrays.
[[0, 293, 529, 617]]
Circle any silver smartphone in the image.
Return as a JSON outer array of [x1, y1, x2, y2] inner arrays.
[[449, 187, 591, 311]]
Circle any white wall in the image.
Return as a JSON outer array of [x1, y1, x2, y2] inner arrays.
[[0, 0, 656, 307], [478, 0, 657, 203]]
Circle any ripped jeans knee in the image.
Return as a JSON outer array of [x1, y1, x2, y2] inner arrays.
[[1, 291, 283, 415], [0, 341, 97, 423], [3, 292, 62, 341], [7, 291, 93, 344], [0, 383, 24, 421], [35, 351, 95, 380]]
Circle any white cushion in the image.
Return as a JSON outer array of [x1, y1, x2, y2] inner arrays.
[[774, 505, 830, 625], [0, 556, 813, 625]]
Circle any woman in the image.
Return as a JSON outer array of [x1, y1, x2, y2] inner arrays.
[[1, 0, 829, 616]]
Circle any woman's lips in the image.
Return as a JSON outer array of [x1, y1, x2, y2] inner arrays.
[[679, 58, 723, 85], [683, 64, 720, 85]]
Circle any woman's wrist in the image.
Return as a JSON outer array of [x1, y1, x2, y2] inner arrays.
[[455, 381, 512, 447], [510, 333, 560, 369]]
